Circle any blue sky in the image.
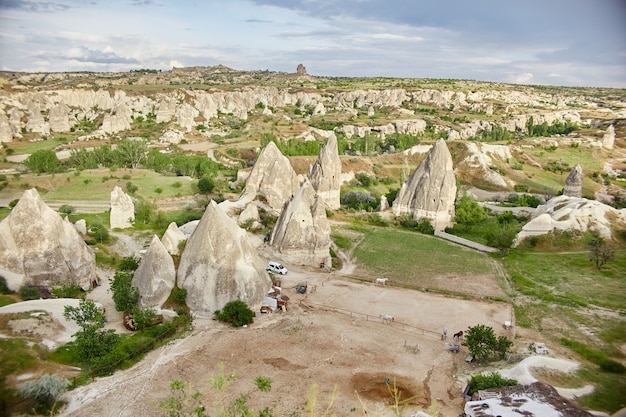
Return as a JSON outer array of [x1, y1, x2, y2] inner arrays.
[[0, 0, 625, 87]]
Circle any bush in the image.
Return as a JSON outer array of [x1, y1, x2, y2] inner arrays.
[[58, 204, 75, 215], [18, 374, 70, 403], [215, 300, 255, 327], [0, 276, 13, 294], [51, 282, 83, 299], [19, 286, 41, 301], [110, 271, 139, 312], [599, 359, 626, 374], [467, 372, 518, 395]]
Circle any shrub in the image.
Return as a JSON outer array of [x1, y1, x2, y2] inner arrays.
[[599, 359, 626, 374], [19, 286, 41, 301], [215, 300, 255, 327], [0, 276, 13, 294], [467, 372, 518, 395], [126, 181, 138, 194], [51, 282, 83, 299], [58, 204, 75, 215]]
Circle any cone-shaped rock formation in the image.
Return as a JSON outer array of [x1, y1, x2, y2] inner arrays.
[[563, 164, 583, 198], [161, 222, 187, 255], [177, 201, 271, 316], [269, 180, 331, 267], [0, 188, 96, 291], [239, 141, 300, 212], [392, 139, 457, 230], [110, 186, 134, 229], [132, 235, 176, 308], [307, 134, 341, 210]]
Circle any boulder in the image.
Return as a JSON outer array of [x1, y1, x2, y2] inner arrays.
[[307, 134, 342, 210], [393, 139, 457, 230], [563, 164, 583, 198], [161, 222, 187, 255], [239, 203, 262, 229], [238, 141, 300, 212], [0, 189, 96, 291], [269, 180, 331, 267], [110, 186, 134, 229], [132, 235, 176, 308], [514, 195, 626, 245], [177, 201, 271, 317]]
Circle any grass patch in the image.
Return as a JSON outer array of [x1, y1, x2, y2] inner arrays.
[[505, 249, 626, 310], [0, 338, 37, 377], [0, 295, 16, 307], [576, 367, 626, 412], [349, 226, 497, 285]]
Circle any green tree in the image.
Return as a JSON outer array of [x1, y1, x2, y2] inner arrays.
[[588, 237, 615, 271], [215, 300, 255, 327], [462, 324, 513, 362], [24, 150, 62, 174], [116, 138, 148, 169], [454, 195, 487, 230], [110, 271, 139, 313], [64, 297, 119, 360], [135, 199, 157, 224], [88, 222, 110, 243], [467, 372, 517, 395], [486, 223, 518, 255], [197, 176, 215, 195]]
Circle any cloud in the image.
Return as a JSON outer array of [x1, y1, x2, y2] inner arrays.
[[0, 0, 71, 12], [508, 72, 534, 85], [62, 46, 139, 64]]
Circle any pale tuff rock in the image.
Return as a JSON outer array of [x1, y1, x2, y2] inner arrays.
[[0, 111, 13, 142], [269, 180, 331, 267], [175, 102, 200, 131], [132, 235, 176, 308], [563, 164, 583, 198], [307, 134, 341, 210], [239, 203, 262, 230], [25, 102, 50, 135], [74, 219, 87, 235], [110, 186, 135, 229], [237, 141, 300, 213], [395, 119, 427, 135], [48, 103, 71, 132], [393, 139, 457, 230], [161, 222, 187, 256], [313, 102, 326, 115], [379, 195, 389, 211], [101, 103, 132, 133], [514, 195, 626, 246], [159, 129, 184, 144], [177, 201, 271, 316], [0, 189, 96, 291], [341, 119, 427, 138], [602, 125, 615, 149], [461, 142, 513, 189]]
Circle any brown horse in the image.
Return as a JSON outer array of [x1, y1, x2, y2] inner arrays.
[[453, 330, 463, 341]]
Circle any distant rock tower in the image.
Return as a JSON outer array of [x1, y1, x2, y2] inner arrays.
[[563, 164, 583, 198], [110, 186, 134, 229], [602, 125, 615, 150], [296, 63, 308, 75]]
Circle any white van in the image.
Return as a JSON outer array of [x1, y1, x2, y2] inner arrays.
[[266, 261, 288, 275]]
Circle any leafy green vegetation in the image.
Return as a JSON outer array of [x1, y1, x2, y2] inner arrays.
[[215, 300, 255, 327], [467, 372, 518, 395]]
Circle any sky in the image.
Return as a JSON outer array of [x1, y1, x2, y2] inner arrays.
[[0, 0, 625, 87]]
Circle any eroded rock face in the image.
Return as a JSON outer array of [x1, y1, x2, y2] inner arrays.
[[269, 180, 331, 267], [563, 164, 583, 198], [0, 189, 96, 291], [307, 134, 341, 210], [161, 222, 187, 256], [514, 195, 626, 245], [238, 141, 300, 213], [132, 235, 176, 308], [602, 125, 615, 149], [177, 201, 271, 316], [110, 186, 134, 229], [393, 139, 457, 230]]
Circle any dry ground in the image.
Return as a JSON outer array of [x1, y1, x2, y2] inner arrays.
[[58, 262, 512, 417]]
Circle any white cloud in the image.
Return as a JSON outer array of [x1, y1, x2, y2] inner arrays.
[[509, 72, 535, 84]]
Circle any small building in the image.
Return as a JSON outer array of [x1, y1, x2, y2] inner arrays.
[[463, 381, 593, 417]]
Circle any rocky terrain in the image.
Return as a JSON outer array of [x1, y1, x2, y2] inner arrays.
[[0, 66, 625, 416]]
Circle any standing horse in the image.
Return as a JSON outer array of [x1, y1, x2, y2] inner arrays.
[[453, 330, 463, 341], [375, 277, 389, 286], [379, 313, 394, 324]]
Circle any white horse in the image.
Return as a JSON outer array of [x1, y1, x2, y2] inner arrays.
[[379, 313, 394, 324], [375, 277, 389, 286]]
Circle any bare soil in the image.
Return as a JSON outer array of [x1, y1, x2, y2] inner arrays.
[[59, 261, 512, 417]]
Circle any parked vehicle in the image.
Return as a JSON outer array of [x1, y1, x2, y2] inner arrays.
[[266, 261, 288, 275]]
